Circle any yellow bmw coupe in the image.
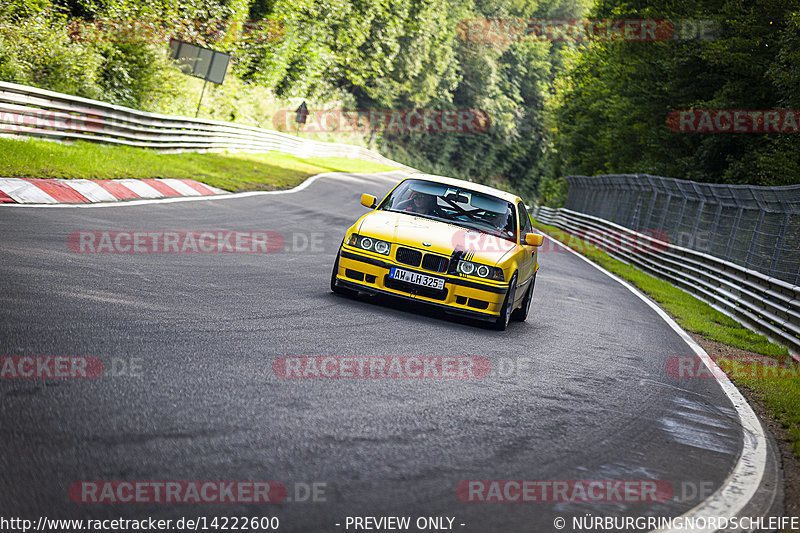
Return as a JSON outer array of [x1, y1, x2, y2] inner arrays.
[[331, 174, 544, 330]]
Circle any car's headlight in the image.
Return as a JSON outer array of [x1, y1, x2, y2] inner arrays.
[[347, 234, 391, 255], [457, 260, 504, 280], [374, 240, 390, 254]]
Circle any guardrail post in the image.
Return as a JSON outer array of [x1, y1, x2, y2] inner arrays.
[[743, 187, 768, 271], [630, 202, 641, 229], [629, 176, 643, 229], [657, 194, 672, 232], [644, 176, 659, 229], [744, 210, 765, 269], [770, 213, 791, 278], [706, 190, 724, 254], [724, 207, 744, 261], [689, 201, 706, 249], [673, 196, 687, 243]]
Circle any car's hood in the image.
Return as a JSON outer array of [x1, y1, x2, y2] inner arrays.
[[356, 210, 517, 266]]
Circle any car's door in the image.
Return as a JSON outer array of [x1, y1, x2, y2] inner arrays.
[[515, 201, 536, 301]]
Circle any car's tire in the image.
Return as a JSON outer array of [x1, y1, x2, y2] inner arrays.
[[494, 272, 517, 330], [330, 252, 356, 296], [511, 272, 536, 322]]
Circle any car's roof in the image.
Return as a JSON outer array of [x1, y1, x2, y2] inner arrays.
[[401, 174, 521, 203]]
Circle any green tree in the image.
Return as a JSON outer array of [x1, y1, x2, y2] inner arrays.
[[549, 0, 800, 186]]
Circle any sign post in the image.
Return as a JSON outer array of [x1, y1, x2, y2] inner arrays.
[[295, 101, 309, 135], [196, 80, 209, 118], [168, 39, 231, 118]]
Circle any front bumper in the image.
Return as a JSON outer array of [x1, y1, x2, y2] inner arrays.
[[334, 247, 509, 320]]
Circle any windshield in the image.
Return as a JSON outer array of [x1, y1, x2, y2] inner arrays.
[[379, 179, 517, 240]]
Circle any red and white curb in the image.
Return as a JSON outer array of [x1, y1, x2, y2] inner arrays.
[[0, 177, 227, 204]]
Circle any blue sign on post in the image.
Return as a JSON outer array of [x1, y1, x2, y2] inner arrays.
[[295, 101, 309, 124]]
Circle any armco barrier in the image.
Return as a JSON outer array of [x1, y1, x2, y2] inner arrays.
[[0, 81, 416, 172], [532, 205, 800, 356], [564, 174, 800, 287]]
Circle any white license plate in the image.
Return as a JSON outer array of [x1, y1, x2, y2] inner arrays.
[[390, 267, 445, 290]]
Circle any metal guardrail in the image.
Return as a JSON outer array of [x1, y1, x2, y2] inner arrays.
[[533, 205, 800, 356], [0, 81, 416, 172], [565, 174, 800, 286]]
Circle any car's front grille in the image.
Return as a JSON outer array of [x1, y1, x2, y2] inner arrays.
[[421, 253, 449, 273], [384, 275, 448, 300], [396, 247, 422, 267]]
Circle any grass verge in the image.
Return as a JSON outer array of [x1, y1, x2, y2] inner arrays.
[[0, 138, 401, 192], [532, 218, 800, 459]]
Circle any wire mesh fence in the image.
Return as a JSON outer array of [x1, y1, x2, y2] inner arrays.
[[564, 175, 800, 286]]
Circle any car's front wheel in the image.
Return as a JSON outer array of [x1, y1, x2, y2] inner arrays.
[[330, 252, 356, 296], [494, 273, 517, 330], [511, 272, 536, 322]]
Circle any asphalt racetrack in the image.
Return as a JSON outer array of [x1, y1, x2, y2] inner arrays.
[[0, 171, 780, 532]]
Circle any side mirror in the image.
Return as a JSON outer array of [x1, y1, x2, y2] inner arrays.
[[360, 194, 377, 209], [524, 233, 544, 247]]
